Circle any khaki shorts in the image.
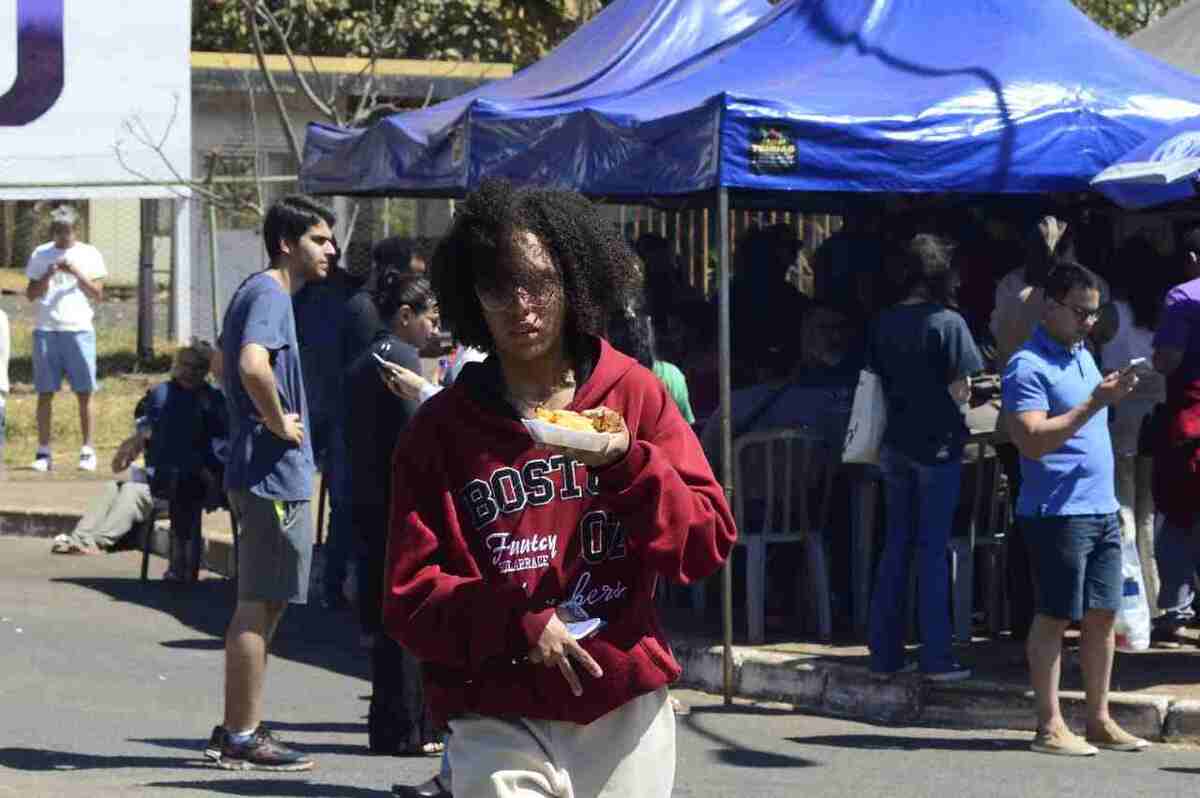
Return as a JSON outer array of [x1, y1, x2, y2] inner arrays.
[[229, 489, 314, 604]]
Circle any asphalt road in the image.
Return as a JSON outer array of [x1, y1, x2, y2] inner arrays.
[[2, 536, 1199, 798]]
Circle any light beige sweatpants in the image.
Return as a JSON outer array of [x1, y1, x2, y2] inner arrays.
[[447, 687, 674, 798]]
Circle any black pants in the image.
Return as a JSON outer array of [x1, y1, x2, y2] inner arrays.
[[162, 473, 206, 581], [997, 443, 1034, 642], [354, 500, 434, 753]]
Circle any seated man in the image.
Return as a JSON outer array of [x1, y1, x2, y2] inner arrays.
[[139, 341, 227, 581], [50, 342, 227, 576]]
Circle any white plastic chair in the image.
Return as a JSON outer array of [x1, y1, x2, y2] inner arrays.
[[704, 427, 837, 644]]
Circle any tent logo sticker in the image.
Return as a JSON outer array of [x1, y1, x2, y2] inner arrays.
[[748, 127, 797, 173], [0, 0, 65, 126]]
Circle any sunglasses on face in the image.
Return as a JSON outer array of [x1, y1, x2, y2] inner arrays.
[[474, 272, 563, 312]]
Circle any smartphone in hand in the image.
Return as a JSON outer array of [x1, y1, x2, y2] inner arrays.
[[1120, 357, 1149, 377]]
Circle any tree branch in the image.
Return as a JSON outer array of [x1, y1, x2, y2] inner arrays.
[[254, 1, 336, 120], [245, 0, 304, 170]]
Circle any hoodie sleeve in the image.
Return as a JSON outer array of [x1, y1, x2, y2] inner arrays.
[[383, 419, 550, 669], [594, 375, 737, 584]]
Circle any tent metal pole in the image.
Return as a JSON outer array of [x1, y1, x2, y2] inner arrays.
[[717, 186, 734, 705]]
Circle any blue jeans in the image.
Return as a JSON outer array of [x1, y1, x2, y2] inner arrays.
[[1155, 519, 1200, 628], [869, 446, 961, 673]]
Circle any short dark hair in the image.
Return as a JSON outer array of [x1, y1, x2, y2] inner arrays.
[[371, 236, 415, 273], [1182, 226, 1200, 257], [1043, 258, 1100, 303], [894, 233, 959, 306], [373, 271, 434, 324], [262, 195, 335, 262], [430, 178, 639, 353]]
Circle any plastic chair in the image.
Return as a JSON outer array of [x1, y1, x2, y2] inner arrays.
[[947, 433, 1009, 643], [140, 502, 240, 582], [701, 427, 837, 644]]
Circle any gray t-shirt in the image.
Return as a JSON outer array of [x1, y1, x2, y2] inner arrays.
[[220, 271, 314, 501], [871, 303, 983, 465]]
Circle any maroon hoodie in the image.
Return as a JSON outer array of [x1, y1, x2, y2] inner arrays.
[[383, 338, 736, 725]]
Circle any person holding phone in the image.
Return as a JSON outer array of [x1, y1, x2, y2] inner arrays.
[[383, 179, 735, 798], [344, 272, 443, 757], [1003, 260, 1147, 756]]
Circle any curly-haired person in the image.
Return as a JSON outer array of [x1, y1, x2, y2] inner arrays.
[[382, 179, 736, 798]]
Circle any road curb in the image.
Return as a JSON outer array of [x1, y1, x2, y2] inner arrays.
[[675, 641, 1180, 741], [8, 506, 1198, 742]]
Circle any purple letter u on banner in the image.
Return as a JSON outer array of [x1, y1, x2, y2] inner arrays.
[[0, 0, 65, 126]]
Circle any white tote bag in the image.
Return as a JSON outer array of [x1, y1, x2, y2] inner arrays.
[[842, 368, 887, 465]]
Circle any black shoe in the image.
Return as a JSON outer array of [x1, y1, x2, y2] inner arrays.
[[218, 726, 313, 771], [204, 723, 270, 762], [392, 775, 452, 798], [1151, 626, 1188, 649]]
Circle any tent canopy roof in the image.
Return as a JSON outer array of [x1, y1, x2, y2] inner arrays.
[[302, 0, 1200, 202]]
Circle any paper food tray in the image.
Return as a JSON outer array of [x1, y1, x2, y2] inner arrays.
[[522, 418, 611, 453]]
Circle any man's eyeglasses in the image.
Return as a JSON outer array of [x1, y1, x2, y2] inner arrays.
[[1052, 297, 1101, 325]]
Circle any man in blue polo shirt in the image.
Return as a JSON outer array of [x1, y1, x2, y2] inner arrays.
[[1003, 261, 1147, 757]]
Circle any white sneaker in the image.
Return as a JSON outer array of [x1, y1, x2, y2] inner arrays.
[[78, 450, 97, 472], [31, 453, 52, 472]]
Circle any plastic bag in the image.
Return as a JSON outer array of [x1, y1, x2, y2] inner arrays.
[[1115, 532, 1151, 652]]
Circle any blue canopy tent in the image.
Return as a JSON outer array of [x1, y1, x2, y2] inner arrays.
[[301, 0, 1200, 700]]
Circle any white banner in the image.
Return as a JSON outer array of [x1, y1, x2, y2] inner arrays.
[[0, 0, 191, 199]]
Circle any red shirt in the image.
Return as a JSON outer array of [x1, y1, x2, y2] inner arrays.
[[384, 339, 736, 725]]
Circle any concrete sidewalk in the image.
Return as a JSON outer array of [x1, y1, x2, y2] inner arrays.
[[8, 475, 1200, 743]]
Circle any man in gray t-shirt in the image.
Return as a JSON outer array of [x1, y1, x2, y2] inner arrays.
[[207, 196, 336, 773]]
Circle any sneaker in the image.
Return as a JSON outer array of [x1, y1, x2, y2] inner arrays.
[[1086, 719, 1151, 752], [218, 726, 312, 771], [393, 775, 452, 798], [205, 723, 270, 762], [31, 453, 52, 472], [204, 725, 228, 762], [923, 662, 973, 682], [1150, 625, 1188, 649], [78, 449, 97, 472], [1031, 725, 1099, 756]]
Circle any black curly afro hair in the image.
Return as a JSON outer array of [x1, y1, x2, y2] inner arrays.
[[430, 178, 642, 354]]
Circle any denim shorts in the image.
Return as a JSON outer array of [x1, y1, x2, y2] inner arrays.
[[1022, 512, 1122, 621], [32, 330, 97, 394]]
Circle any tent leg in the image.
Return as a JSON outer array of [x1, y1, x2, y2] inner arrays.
[[717, 187, 734, 705]]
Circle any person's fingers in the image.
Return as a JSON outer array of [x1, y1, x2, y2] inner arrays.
[[529, 648, 544, 664], [556, 654, 583, 696], [566, 639, 603, 678]]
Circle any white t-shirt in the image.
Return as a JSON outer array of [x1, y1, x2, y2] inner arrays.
[[24, 241, 107, 332]]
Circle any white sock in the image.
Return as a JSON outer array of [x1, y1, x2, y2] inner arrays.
[[80, 446, 95, 456], [35, 446, 50, 457]]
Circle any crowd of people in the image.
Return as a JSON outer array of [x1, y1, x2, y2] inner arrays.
[[29, 182, 1200, 791]]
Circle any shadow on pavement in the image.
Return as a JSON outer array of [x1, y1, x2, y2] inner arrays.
[[0, 747, 207, 772], [130, 738, 370, 757], [787, 734, 1028, 753], [144, 779, 390, 796], [683, 704, 821, 769], [53, 576, 370, 683], [160, 638, 225, 650], [1162, 768, 1200, 775]]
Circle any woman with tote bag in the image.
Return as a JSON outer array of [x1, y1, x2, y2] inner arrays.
[[864, 233, 984, 680]]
